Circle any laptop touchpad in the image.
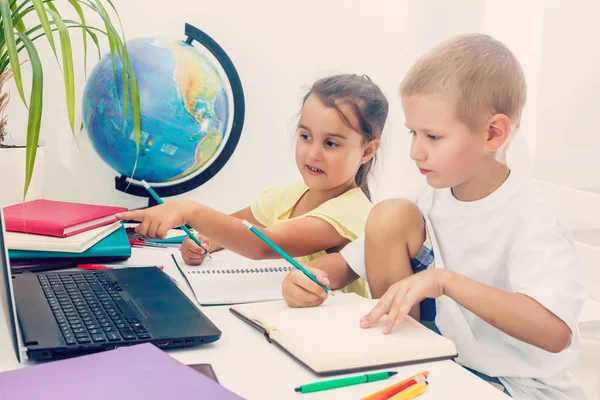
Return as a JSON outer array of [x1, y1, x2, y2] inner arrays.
[[111, 268, 199, 318]]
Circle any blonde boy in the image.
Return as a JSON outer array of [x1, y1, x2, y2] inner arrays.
[[282, 34, 586, 399]]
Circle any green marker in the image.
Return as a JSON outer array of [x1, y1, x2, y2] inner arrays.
[[242, 220, 330, 293], [294, 371, 398, 393], [141, 180, 209, 256]]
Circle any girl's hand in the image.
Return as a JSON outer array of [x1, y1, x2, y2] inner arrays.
[[115, 200, 194, 239], [360, 269, 446, 334], [181, 236, 211, 265], [282, 266, 331, 308]]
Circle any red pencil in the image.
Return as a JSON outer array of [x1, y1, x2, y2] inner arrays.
[[372, 375, 428, 400], [77, 264, 163, 271], [362, 372, 429, 400]]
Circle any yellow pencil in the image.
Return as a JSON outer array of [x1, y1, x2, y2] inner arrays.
[[388, 381, 428, 400], [361, 371, 429, 400]]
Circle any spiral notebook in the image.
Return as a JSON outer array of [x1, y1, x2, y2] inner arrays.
[[176, 250, 292, 305]]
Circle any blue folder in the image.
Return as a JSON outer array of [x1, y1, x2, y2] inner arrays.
[[9, 225, 131, 260]]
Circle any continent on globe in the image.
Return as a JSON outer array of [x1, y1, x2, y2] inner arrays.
[[82, 37, 230, 183]]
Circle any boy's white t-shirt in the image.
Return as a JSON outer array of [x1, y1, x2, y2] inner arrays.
[[341, 169, 587, 400]]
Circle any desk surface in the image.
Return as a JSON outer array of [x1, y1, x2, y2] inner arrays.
[[0, 247, 511, 399]]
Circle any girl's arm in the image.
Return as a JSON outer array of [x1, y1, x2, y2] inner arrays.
[[201, 207, 264, 252], [184, 202, 349, 260], [305, 252, 358, 289], [116, 200, 350, 260], [361, 269, 572, 353], [282, 253, 358, 308]]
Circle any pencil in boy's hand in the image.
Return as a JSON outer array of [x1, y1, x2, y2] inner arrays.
[[242, 220, 331, 294], [140, 180, 211, 257]]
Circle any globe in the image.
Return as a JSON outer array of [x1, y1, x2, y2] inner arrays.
[[83, 36, 235, 185]]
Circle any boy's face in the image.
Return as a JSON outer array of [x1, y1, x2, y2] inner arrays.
[[402, 94, 489, 189]]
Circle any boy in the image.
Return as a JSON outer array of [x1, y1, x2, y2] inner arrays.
[[281, 34, 586, 399]]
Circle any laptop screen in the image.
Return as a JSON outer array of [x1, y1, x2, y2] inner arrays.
[[0, 209, 23, 362]]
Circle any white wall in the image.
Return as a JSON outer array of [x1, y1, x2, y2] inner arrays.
[[483, 0, 543, 174], [4, 0, 545, 211], [534, 0, 600, 191]]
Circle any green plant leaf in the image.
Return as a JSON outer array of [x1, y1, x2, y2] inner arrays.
[[15, 32, 43, 200], [3, 0, 142, 199], [0, 22, 102, 73], [11, 0, 26, 33], [32, 0, 58, 60], [84, 1, 129, 124], [46, 1, 58, 12], [66, 0, 89, 74], [84, 1, 141, 177], [0, 0, 27, 106], [128, 64, 140, 153], [46, 7, 76, 135]]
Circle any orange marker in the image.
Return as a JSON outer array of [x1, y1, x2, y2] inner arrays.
[[361, 371, 429, 400]]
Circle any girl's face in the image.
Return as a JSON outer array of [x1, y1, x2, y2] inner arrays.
[[295, 94, 378, 192]]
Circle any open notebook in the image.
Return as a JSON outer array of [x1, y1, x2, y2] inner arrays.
[[177, 250, 292, 305], [230, 293, 458, 375]]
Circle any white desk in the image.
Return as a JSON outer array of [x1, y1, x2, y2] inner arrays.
[[0, 247, 509, 399]]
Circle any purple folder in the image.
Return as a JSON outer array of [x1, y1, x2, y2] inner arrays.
[[0, 344, 244, 400]]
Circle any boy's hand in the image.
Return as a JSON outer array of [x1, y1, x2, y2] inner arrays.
[[360, 269, 446, 334], [115, 200, 194, 239], [282, 266, 331, 308], [181, 235, 211, 265]]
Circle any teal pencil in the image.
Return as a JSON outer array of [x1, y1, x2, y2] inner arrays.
[[140, 180, 209, 256], [242, 220, 331, 293]]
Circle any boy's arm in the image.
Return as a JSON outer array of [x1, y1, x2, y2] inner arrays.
[[362, 269, 572, 353], [443, 271, 572, 353], [362, 224, 583, 354]]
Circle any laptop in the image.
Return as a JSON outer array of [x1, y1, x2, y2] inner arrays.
[[0, 209, 221, 361]]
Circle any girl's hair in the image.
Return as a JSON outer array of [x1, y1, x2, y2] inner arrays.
[[302, 74, 388, 201]]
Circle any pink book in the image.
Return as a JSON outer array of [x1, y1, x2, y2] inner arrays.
[[4, 199, 127, 237]]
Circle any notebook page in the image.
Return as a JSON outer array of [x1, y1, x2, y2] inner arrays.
[[178, 251, 292, 305], [235, 294, 457, 373]]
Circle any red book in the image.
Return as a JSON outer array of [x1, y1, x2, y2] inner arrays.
[[4, 199, 128, 238]]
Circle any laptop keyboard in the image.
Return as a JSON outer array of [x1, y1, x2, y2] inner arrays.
[[38, 272, 151, 346]]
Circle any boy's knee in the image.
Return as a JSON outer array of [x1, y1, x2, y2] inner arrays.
[[366, 199, 424, 240]]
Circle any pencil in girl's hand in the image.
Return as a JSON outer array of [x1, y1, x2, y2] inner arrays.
[[242, 219, 331, 293], [140, 180, 211, 258]]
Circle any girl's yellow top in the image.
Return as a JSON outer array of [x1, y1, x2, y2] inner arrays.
[[251, 181, 372, 297]]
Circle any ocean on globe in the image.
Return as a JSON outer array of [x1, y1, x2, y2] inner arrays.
[[82, 37, 231, 183]]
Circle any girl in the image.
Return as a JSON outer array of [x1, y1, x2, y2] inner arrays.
[[117, 74, 389, 297]]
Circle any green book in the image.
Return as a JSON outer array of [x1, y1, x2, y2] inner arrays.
[[9, 225, 131, 260]]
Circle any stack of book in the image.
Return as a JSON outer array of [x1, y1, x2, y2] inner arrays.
[[3, 199, 132, 271]]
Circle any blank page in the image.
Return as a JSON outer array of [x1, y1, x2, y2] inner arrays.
[[232, 294, 457, 374]]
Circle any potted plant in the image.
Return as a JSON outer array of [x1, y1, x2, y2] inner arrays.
[[0, 0, 140, 204]]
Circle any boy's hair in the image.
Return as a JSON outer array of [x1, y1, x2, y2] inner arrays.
[[303, 74, 389, 201], [400, 34, 526, 155]]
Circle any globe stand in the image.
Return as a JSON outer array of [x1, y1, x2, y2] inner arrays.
[[112, 22, 245, 203], [113, 176, 159, 209]]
